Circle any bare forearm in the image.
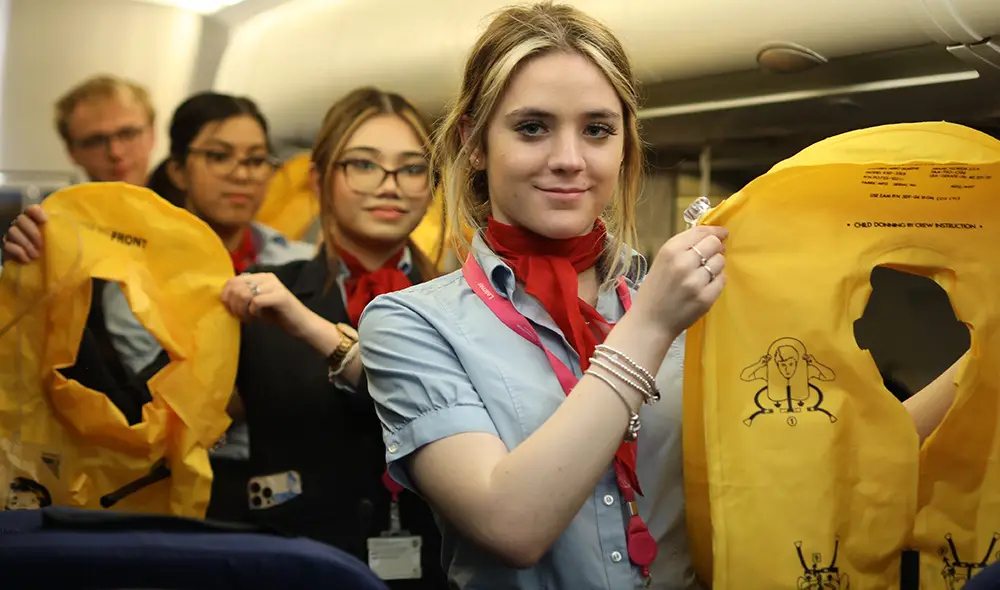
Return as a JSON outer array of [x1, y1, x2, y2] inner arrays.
[[480, 312, 674, 559], [903, 355, 964, 442]]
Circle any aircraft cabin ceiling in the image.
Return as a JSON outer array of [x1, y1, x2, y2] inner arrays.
[[214, 0, 1000, 179]]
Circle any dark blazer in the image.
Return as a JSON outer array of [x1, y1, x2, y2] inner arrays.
[[236, 251, 447, 590]]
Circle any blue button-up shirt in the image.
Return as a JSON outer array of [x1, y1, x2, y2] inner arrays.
[[360, 234, 694, 590]]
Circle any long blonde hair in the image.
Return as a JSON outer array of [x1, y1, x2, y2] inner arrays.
[[312, 87, 440, 282], [434, 1, 643, 282]]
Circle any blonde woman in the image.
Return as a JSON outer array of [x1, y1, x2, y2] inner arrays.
[[354, 4, 725, 589], [347, 5, 961, 589]]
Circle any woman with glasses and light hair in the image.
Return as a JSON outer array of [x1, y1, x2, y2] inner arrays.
[[216, 87, 447, 588]]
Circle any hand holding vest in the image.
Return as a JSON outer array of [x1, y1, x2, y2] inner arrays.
[[0, 183, 238, 517], [683, 122, 1000, 589]]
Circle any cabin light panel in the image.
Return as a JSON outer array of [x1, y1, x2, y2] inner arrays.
[[129, 0, 246, 14]]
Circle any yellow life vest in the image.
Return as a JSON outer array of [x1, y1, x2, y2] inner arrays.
[[257, 153, 321, 242], [683, 122, 1000, 589], [0, 183, 238, 517]]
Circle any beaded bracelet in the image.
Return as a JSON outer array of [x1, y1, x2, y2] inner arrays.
[[594, 344, 660, 404], [585, 367, 641, 442]]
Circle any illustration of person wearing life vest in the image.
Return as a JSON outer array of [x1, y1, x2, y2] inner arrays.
[[4, 476, 52, 511], [941, 533, 1000, 589], [741, 337, 837, 426], [795, 538, 849, 589]]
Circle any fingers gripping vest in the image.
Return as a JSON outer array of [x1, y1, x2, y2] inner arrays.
[[683, 122, 1000, 589], [0, 183, 238, 517]]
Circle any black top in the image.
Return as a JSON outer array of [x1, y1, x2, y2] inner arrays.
[[236, 252, 447, 590]]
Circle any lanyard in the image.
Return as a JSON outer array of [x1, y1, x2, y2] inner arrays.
[[461, 254, 658, 579], [381, 467, 405, 535]]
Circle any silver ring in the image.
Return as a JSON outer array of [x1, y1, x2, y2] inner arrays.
[[703, 263, 716, 282], [690, 245, 707, 266], [249, 282, 261, 297]]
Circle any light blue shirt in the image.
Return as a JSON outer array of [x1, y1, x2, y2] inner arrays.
[[360, 234, 695, 590], [102, 221, 315, 460]]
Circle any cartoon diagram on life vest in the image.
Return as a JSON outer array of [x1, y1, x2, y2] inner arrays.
[[795, 538, 850, 589], [742, 337, 837, 426], [4, 476, 52, 511], [940, 533, 1000, 589]]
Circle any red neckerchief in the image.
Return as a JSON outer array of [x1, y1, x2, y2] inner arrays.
[[230, 227, 258, 274], [485, 216, 611, 371], [336, 245, 411, 328]]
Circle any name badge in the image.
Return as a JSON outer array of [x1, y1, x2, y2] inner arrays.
[[368, 498, 422, 580], [367, 535, 422, 580]]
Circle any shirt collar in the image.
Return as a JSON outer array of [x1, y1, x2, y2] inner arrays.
[[249, 222, 289, 251]]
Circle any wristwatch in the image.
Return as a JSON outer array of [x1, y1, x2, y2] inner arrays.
[[326, 326, 359, 382]]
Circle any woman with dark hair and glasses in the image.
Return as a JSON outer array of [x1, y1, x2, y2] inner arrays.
[[2, 92, 315, 523], [215, 87, 447, 588], [151, 92, 313, 272]]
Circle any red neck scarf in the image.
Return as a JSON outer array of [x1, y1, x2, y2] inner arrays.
[[485, 217, 611, 371], [230, 227, 258, 274], [336, 245, 412, 327]]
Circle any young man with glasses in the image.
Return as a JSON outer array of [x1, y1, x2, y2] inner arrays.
[[55, 75, 156, 187]]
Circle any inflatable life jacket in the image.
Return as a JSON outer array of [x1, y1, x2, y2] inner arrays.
[[0, 183, 238, 517], [683, 122, 1000, 589], [257, 153, 321, 243]]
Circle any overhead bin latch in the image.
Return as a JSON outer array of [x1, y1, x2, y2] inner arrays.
[[947, 38, 1000, 75]]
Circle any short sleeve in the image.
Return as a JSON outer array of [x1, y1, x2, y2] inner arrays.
[[359, 293, 499, 489]]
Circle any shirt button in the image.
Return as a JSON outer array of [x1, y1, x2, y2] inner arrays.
[[387, 443, 399, 454], [603, 494, 615, 506], [610, 551, 623, 563]]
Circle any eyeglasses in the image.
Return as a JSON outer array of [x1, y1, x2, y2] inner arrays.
[[337, 159, 430, 196], [188, 149, 280, 181], [73, 125, 147, 153]]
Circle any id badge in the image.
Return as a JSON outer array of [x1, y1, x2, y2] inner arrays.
[[368, 499, 422, 580], [367, 535, 422, 580]]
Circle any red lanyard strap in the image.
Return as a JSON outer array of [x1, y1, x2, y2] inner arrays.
[[462, 254, 657, 576], [382, 467, 404, 503]]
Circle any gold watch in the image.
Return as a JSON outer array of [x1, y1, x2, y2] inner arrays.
[[326, 326, 359, 380]]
